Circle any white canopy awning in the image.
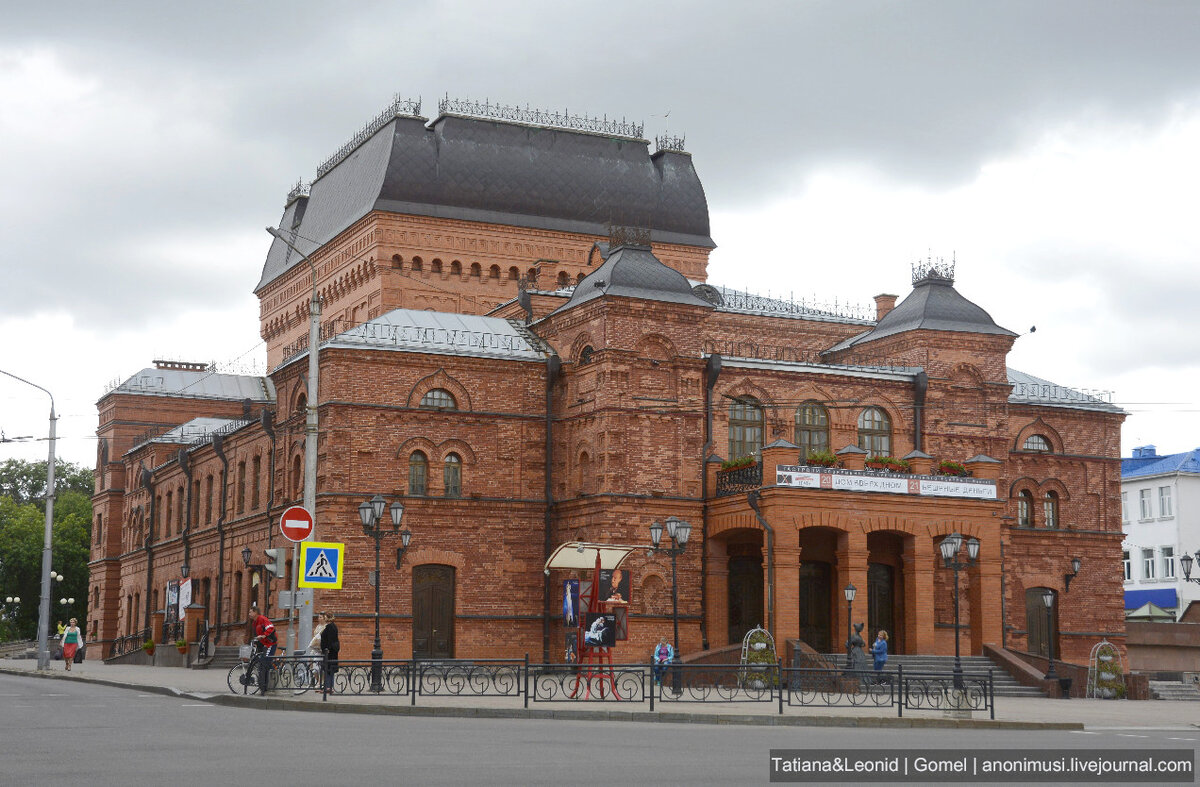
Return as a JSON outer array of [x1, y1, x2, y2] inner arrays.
[[544, 542, 642, 572]]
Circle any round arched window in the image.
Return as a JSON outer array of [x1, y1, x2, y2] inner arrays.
[[420, 389, 457, 410]]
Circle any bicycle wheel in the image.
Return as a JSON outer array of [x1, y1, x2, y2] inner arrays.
[[227, 661, 257, 694]]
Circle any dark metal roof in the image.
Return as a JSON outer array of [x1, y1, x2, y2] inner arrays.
[[824, 275, 1016, 352], [257, 113, 714, 293], [550, 244, 715, 314]]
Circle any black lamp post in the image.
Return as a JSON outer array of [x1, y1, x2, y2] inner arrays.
[[1180, 551, 1200, 585], [649, 515, 691, 694], [843, 583, 856, 670], [1042, 589, 1058, 682], [358, 494, 409, 693], [938, 532, 979, 687]]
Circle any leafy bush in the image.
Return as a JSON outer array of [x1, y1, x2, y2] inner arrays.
[[935, 460, 968, 476], [804, 450, 838, 467], [720, 456, 756, 471]]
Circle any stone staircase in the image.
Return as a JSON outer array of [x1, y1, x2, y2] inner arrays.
[[821, 653, 1046, 697], [1148, 679, 1200, 701], [195, 645, 243, 671]]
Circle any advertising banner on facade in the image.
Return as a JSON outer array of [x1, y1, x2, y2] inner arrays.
[[775, 465, 997, 500]]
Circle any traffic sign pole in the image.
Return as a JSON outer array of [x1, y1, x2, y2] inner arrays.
[[279, 506, 314, 654]]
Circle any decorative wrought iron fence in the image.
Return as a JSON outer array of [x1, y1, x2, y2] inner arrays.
[[225, 656, 994, 718]]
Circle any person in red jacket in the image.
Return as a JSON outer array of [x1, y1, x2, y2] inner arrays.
[[249, 606, 278, 694]]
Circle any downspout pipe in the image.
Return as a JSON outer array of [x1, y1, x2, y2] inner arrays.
[[213, 435, 229, 645], [141, 468, 155, 639], [746, 490, 776, 638], [699, 353, 722, 651], [913, 371, 928, 452], [178, 449, 192, 577], [542, 355, 561, 663]]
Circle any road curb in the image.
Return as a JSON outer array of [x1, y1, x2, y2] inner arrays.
[[1, 666, 1085, 730]]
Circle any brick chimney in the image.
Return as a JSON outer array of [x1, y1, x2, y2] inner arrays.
[[874, 294, 898, 321]]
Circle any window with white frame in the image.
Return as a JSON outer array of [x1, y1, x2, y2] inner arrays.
[[1142, 548, 1156, 580], [1163, 546, 1176, 579], [1139, 489, 1152, 520], [1122, 551, 1131, 581], [1121, 492, 1129, 524], [1159, 486, 1173, 517]]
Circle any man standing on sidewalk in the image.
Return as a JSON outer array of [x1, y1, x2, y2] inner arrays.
[[249, 607, 277, 694]]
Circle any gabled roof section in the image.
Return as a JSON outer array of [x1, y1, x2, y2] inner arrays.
[[258, 101, 714, 293], [323, 308, 549, 362], [1122, 447, 1200, 478], [551, 243, 714, 315], [105, 368, 275, 403], [1007, 368, 1124, 414], [824, 274, 1016, 353]]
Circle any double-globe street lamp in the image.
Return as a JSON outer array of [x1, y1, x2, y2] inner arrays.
[[649, 515, 691, 694], [3, 597, 19, 635], [358, 494, 411, 693], [938, 532, 979, 688]]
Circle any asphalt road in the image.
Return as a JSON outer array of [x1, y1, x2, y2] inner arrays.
[[1, 673, 1195, 786]]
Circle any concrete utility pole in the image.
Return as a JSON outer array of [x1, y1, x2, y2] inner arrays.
[[0, 370, 56, 670], [265, 226, 320, 654]]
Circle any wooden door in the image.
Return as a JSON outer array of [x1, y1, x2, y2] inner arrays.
[[727, 556, 764, 646], [1025, 588, 1056, 658], [413, 565, 455, 659], [797, 561, 832, 653], [867, 563, 895, 650]]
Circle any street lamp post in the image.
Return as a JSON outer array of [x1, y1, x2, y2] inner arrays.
[[3, 597, 19, 638], [358, 494, 410, 693], [1042, 589, 1058, 682], [938, 532, 980, 688], [843, 583, 856, 671], [0, 369, 57, 670], [649, 515, 691, 695]]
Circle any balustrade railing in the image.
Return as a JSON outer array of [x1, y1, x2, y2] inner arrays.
[[715, 463, 762, 497]]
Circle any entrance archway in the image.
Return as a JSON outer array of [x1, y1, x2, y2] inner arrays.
[[797, 561, 832, 652], [727, 556, 763, 645]]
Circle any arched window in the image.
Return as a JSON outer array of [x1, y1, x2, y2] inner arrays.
[[251, 455, 261, 510], [236, 461, 246, 513], [411, 256, 424, 272], [409, 451, 428, 496], [857, 407, 891, 456], [579, 346, 594, 365], [165, 490, 173, 533], [177, 485, 184, 533], [795, 401, 830, 457], [576, 272, 586, 284], [431, 259, 443, 274], [1017, 489, 1034, 527], [1044, 491, 1059, 528], [291, 454, 302, 499], [1023, 434, 1051, 452], [556, 271, 570, 287], [469, 262, 481, 278], [296, 392, 307, 417], [391, 254, 403, 269], [728, 396, 764, 460], [443, 453, 462, 498], [508, 266, 520, 281], [489, 265, 501, 280], [450, 260, 462, 276], [420, 389, 457, 410], [578, 451, 591, 495]]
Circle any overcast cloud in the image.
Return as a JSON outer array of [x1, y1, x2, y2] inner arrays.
[[3, 0, 1200, 466]]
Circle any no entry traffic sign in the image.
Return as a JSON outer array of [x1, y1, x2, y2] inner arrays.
[[279, 505, 314, 542]]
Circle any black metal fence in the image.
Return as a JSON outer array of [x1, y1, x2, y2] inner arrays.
[[230, 655, 995, 717], [108, 628, 152, 659]]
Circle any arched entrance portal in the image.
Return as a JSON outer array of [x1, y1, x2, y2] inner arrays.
[[797, 561, 832, 652], [867, 531, 906, 653]]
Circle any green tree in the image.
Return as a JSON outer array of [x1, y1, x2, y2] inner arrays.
[[0, 459, 93, 640]]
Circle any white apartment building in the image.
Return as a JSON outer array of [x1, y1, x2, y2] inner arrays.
[[1121, 445, 1200, 621]]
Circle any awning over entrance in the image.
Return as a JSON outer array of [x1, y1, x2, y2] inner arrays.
[[544, 542, 641, 572], [1124, 587, 1177, 610]]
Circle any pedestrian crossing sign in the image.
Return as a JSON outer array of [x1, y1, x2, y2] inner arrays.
[[298, 542, 345, 589]]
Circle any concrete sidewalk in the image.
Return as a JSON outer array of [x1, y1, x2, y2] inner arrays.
[[3, 657, 1199, 731]]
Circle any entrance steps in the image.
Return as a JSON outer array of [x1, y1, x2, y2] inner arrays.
[[821, 653, 1046, 697], [1148, 679, 1200, 701], [194, 645, 242, 670]]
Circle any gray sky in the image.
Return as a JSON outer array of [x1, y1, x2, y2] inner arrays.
[[3, 0, 1199, 466]]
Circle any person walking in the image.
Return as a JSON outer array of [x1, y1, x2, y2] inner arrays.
[[871, 630, 889, 675], [61, 619, 83, 671], [318, 612, 340, 690]]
